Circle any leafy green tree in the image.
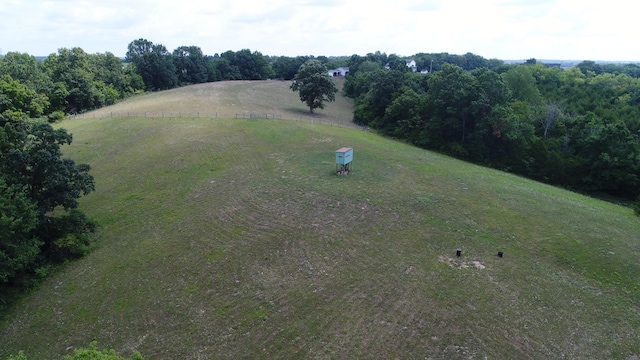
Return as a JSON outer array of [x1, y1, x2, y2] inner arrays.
[[503, 65, 542, 104], [290, 59, 338, 113], [423, 64, 481, 154], [576, 60, 602, 76], [342, 61, 383, 99], [43, 47, 109, 112], [271, 55, 310, 80], [382, 87, 422, 138], [463, 68, 514, 163], [221, 49, 274, 80], [0, 114, 95, 285], [0, 52, 51, 94], [209, 56, 241, 80], [88, 52, 143, 98], [386, 54, 412, 73], [0, 75, 49, 118], [126, 39, 177, 91], [0, 176, 40, 282], [173, 46, 208, 84], [2, 120, 94, 216], [353, 69, 405, 125], [576, 121, 640, 197]]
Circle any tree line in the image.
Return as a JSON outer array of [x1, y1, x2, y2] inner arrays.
[[343, 54, 640, 203], [124, 38, 348, 90]]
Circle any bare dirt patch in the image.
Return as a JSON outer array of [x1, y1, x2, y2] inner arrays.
[[438, 255, 486, 270]]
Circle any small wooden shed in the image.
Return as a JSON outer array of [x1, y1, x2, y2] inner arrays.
[[335, 147, 353, 174]]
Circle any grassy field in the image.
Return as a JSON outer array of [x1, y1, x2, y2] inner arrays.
[[80, 78, 357, 128], [1, 80, 640, 359]]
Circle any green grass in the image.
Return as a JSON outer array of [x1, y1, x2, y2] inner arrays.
[[81, 78, 356, 128], [1, 81, 640, 359]]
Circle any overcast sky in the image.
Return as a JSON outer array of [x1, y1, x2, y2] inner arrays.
[[1, 0, 638, 61]]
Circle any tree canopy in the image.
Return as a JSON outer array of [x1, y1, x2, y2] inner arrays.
[[290, 59, 338, 113], [344, 58, 640, 202], [0, 96, 95, 292]]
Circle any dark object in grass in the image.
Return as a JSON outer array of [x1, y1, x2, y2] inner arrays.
[[498, 251, 504, 258], [456, 248, 462, 257]]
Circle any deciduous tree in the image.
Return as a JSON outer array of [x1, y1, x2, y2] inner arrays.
[[290, 60, 337, 113], [0, 114, 95, 285]]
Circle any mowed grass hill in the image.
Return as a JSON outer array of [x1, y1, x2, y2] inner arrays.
[[2, 80, 640, 359]]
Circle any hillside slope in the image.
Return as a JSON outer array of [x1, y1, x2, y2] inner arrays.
[[81, 78, 356, 128], [1, 83, 640, 359]]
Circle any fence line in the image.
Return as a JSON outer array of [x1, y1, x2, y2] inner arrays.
[[65, 111, 368, 130]]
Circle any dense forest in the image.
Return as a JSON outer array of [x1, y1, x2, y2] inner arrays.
[[1, 39, 640, 293], [343, 53, 640, 203]]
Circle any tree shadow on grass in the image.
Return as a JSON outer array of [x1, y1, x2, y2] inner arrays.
[[284, 107, 330, 119]]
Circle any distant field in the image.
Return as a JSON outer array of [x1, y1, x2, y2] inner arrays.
[[1, 81, 640, 359], [82, 78, 357, 128]]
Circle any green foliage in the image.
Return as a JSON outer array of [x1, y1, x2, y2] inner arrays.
[[382, 87, 422, 138], [351, 69, 406, 126], [502, 65, 542, 104], [126, 39, 177, 91], [0, 115, 94, 290], [290, 59, 338, 113], [2, 120, 95, 215], [0, 177, 41, 282], [0, 48, 144, 117], [48, 110, 65, 123], [6, 342, 144, 360], [173, 46, 208, 85], [0, 75, 49, 118], [343, 56, 640, 201], [271, 55, 311, 80], [64, 342, 144, 360], [223, 49, 274, 80], [6, 351, 28, 360], [410, 52, 503, 73]]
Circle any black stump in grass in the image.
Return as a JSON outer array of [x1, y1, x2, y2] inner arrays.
[[456, 248, 462, 257], [498, 251, 504, 258]]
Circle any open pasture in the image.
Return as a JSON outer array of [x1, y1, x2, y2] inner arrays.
[[1, 80, 640, 359]]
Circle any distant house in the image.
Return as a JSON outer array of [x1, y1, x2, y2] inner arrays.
[[384, 59, 417, 72], [328, 67, 349, 77], [405, 59, 417, 71]]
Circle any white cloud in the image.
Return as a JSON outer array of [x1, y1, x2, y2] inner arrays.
[[0, 0, 637, 61]]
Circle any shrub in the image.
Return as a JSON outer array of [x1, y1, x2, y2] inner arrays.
[[47, 110, 66, 123]]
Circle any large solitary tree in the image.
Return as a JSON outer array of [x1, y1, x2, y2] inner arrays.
[[0, 109, 95, 285], [290, 59, 337, 113]]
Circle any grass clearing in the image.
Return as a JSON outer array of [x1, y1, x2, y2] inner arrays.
[[1, 81, 640, 359], [82, 78, 356, 128]]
